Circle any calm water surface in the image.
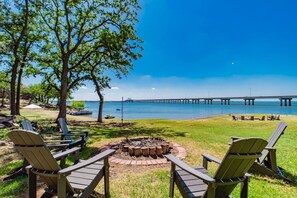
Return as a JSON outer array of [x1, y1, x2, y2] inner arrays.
[[80, 101, 297, 120]]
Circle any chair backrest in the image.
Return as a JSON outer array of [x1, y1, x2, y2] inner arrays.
[[258, 122, 287, 163], [58, 118, 71, 141], [8, 130, 73, 193], [21, 120, 34, 131], [214, 138, 267, 197]]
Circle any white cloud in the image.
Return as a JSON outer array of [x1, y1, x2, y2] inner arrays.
[[111, 86, 119, 90], [151, 88, 156, 90], [80, 86, 88, 89]]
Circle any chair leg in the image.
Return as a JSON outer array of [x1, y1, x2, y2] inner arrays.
[[169, 163, 176, 198], [28, 169, 36, 198], [104, 158, 110, 198], [267, 149, 278, 173], [207, 184, 215, 198], [240, 177, 249, 198], [57, 175, 67, 198]]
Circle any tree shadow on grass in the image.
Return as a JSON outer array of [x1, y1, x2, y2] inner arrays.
[[252, 170, 297, 187], [89, 125, 187, 140]]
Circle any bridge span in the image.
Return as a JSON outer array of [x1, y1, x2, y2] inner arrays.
[[126, 95, 297, 106]]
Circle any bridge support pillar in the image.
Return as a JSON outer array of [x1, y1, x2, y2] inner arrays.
[[279, 98, 293, 107]]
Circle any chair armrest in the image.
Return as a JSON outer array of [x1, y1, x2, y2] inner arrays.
[[69, 130, 89, 136], [245, 173, 252, 178], [61, 134, 85, 137], [165, 154, 215, 183], [264, 147, 276, 151], [230, 136, 240, 141], [202, 154, 222, 164], [52, 147, 80, 160], [45, 140, 72, 143], [59, 149, 115, 175]]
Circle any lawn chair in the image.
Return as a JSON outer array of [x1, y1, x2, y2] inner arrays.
[[231, 115, 238, 120], [165, 138, 267, 198], [2, 121, 73, 181], [21, 120, 34, 131], [8, 129, 115, 198], [231, 122, 290, 182], [21, 120, 71, 149], [58, 118, 89, 150]]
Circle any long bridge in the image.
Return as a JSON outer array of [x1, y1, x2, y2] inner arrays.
[[126, 95, 297, 106]]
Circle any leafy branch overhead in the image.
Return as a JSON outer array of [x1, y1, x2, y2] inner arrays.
[[0, 0, 143, 121], [33, 0, 143, 120]]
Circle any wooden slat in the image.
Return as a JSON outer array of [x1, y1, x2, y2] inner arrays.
[[213, 138, 267, 196], [67, 177, 93, 186], [258, 122, 287, 163], [175, 167, 208, 198], [69, 172, 96, 180]]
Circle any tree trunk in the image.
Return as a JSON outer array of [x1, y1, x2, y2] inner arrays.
[[10, 63, 18, 115], [16, 67, 24, 115], [1, 89, 5, 107], [57, 58, 69, 120], [97, 93, 104, 123]]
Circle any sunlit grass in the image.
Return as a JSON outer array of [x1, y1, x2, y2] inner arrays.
[[1, 112, 297, 197]]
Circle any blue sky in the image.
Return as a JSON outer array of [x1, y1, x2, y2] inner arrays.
[[27, 0, 297, 100]]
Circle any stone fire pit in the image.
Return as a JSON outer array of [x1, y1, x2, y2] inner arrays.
[[105, 136, 187, 166], [119, 137, 170, 157]]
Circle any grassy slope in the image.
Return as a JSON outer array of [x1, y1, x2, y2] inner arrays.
[[1, 112, 297, 197]]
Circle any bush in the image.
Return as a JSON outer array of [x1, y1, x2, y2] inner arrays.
[[71, 101, 85, 109]]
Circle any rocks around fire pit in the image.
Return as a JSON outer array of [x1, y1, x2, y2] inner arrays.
[[118, 137, 171, 157], [105, 136, 187, 166]]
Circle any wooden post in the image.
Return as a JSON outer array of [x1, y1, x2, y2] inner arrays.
[[104, 157, 110, 197], [57, 175, 67, 198], [28, 169, 37, 198], [241, 177, 249, 198], [267, 149, 278, 173], [280, 99, 283, 106], [169, 163, 176, 198], [207, 184, 216, 198], [203, 157, 208, 169], [289, 99, 292, 106]]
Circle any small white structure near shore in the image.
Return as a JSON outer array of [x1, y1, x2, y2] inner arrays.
[[23, 104, 42, 109]]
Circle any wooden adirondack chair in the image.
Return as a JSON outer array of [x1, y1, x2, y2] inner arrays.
[[58, 118, 89, 150], [233, 122, 290, 182], [21, 120, 71, 148], [21, 120, 35, 131], [8, 130, 115, 198], [165, 138, 267, 198]]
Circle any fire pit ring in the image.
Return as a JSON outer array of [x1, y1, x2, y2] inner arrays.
[[105, 136, 187, 166]]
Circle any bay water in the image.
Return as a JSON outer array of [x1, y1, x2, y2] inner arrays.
[[81, 100, 297, 120]]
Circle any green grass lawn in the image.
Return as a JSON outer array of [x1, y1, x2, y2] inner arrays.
[[1, 113, 297, 197]]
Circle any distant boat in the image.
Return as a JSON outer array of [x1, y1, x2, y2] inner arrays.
[[68, 110, 92, 115], [116, 108, 121, 111], [105, 114, 115, 119]]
